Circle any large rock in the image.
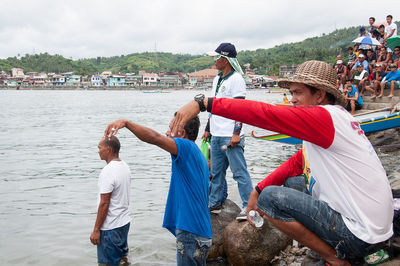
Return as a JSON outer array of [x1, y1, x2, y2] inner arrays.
[[207, 199, 241, 260], [223, 218, 292, 266]]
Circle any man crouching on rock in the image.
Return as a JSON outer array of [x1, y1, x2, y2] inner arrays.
[[168, 60, 393, 266], [104, 115, 212, 266]]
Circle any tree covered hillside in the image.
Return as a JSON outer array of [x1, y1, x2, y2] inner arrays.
[[1, 22, 398, 76]]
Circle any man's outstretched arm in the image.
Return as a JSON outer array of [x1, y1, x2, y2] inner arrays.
[[105, 119, 178, 155]]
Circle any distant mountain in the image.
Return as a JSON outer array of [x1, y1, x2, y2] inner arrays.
[[1, 22, 398, 76]]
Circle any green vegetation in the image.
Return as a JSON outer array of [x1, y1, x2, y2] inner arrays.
[[1, 22, 398, 76]]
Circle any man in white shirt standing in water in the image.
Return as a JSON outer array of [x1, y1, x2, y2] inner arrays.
[[90, 135, 131, 266]]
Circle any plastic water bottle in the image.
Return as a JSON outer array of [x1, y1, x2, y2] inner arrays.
[[221, 144, 231, 151], [248, 210, 264, 227]]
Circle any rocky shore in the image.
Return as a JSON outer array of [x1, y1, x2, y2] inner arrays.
[[207, 127, 400, 266]]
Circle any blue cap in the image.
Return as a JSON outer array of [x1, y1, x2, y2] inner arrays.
[[208, 43, 237, 58], [360, 27, 365, 33]]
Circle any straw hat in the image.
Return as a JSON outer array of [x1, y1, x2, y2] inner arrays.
[[278, 60, 346, 106]]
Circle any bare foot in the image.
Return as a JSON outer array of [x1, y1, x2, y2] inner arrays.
[[388, 94, 394, 98], [371, 95, 377, 99], [377, 94, 383, 98]]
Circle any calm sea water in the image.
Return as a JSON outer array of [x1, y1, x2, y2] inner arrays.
[[0, 89, 297, 265]]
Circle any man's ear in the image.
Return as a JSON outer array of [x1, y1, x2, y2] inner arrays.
[[316, 90, 326, 104]]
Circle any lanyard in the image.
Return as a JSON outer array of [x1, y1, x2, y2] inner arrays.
[[215, 70, 235, 96]]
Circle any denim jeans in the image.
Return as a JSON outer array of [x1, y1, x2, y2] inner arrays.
[[97, 222, 130, 266], [175, 229, 212, 266], [209, 136, 253, 208], [256, 176, 383, 260]]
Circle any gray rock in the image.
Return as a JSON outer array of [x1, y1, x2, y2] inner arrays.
[[207, 199, 241, 261], [223, 218, 292, 266]]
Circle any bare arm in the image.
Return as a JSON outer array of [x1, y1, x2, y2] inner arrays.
[[90, 193, 111, 245], [105, 119, 178, 155]]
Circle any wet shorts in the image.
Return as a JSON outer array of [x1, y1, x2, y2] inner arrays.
[[97, 222, 130, 266]]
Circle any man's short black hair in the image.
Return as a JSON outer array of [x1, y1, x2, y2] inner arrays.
[[369, 17, 375, 22], [103, 135, 120, 154], [184, 116, 200, 141], [387, 15, 393, 19], [379, 24, 385, 29], [348, 47, 353, 51]]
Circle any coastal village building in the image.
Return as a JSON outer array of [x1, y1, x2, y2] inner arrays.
[[279, 64, 299, 78], [187, 68, 218, 89], [11, 68, 24, 78], [26, 72, 48, 85], [64, 74, 81, 86], [52, 74, 65, 85], [90, 75, 103, 86], [159, 75, 181, 87], [142, 73, 158, 86], [125, 73, 142, 86], [107, 74, 126, 86]]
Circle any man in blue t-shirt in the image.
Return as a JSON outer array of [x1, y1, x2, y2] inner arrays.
[[344, 79, 363, 116], [104, 116, 212, 266], [379, 63, 400, 98]]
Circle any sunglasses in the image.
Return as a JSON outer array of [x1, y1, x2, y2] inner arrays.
[[213, 55, 222, 61]]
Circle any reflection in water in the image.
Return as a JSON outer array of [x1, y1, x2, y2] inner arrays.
[[0, 90, 296, 265]]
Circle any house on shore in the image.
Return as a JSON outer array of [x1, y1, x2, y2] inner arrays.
[[90, 75, 103, 86], [142, 73, 158, 86], [107, 74, 126, 86], [187, 68, 219, 89]]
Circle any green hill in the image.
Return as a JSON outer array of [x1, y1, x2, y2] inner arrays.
[[1, 22, 398, 76]]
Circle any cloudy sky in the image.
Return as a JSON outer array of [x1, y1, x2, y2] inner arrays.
[[0, 0, 398, 59]]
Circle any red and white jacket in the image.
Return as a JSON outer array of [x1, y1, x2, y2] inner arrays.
[[211, 97, 393, 244]]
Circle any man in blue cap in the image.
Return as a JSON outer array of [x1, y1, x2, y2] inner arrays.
[[201, 43, 252, 219]]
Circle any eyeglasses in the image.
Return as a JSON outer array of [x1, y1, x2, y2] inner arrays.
[[213, 55, 222, 61], [390, 66, 397, 69]]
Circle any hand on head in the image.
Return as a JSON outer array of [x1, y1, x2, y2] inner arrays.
[[104, 119, 127, 138], [169, 100, 200, 137]]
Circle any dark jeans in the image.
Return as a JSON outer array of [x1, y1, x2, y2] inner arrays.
[[256, 176, 383, 260]]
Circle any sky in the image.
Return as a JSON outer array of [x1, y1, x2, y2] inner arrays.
[[0, 0, 399, 59]]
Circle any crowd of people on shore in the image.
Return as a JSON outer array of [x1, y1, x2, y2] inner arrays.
[[335, 15, 400, 115]]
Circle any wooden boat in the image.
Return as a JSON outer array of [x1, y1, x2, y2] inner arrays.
[[252, 108, 400, 145]]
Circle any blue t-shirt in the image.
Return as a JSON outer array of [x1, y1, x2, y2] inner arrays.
[[384, 70, 400, 82], [162, 138, 212, 239], [347, 85, 363, 105]]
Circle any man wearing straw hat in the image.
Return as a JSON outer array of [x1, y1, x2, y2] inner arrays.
[[168, 60, 393, 265]]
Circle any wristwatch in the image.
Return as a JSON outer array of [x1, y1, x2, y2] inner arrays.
[[194, 94, 206, 112]]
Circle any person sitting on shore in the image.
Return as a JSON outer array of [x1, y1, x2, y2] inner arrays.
[[392, 46, 400, 65], [347, 47, 356, 68], [104, 116, 212, 266], [377, 46, 391, 70], [351, 64, 368, 90], [351, 54, 369, 76], [335, 60, 348, 90], [344, 79, 363, 115], [283, 93, 290, 104], [169, 60, 393, 266], [368, 64, 387, 99], [378, 63, 400, 98], [366, 49, 377, 73]]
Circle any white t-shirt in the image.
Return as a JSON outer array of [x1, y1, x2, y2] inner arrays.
[[385, 23, 398, 37], [210, 71, 246, 136], [303, 105, 393, 244], [98, 160, 131, 230]]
